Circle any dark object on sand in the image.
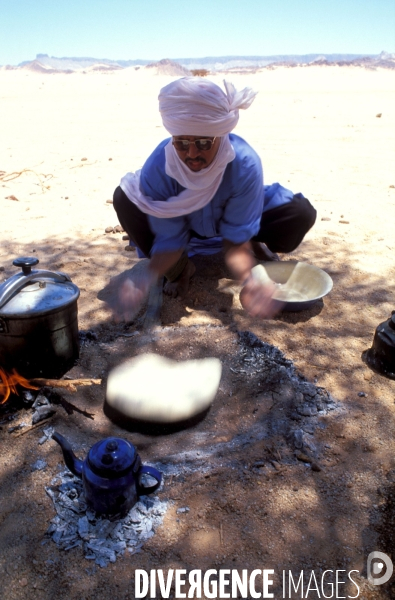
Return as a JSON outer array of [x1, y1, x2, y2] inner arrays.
[[364, 312, 395, 380], [0, 257, 80, 378]]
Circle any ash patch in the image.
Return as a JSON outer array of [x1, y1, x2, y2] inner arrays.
[[235, 331, 338, 445], [45, 470, 168, 568], [155, 332, 339, 477]]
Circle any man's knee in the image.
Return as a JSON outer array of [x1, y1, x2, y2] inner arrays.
[[293, 193, 317, 231], [256, 194, 317, 254], [113, 185, 127, 214]]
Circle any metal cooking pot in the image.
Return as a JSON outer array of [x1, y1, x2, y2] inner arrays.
[[0, 257, 80, 378]]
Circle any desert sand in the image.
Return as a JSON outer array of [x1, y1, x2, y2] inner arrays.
[[1, 65, 395, 599]]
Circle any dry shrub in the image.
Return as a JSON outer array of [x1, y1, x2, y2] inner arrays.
[[191, 69, 210, 77]]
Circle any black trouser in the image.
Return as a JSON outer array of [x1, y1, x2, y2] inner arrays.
[[113, 186, 317, 278], [252, 193, 317, 253]]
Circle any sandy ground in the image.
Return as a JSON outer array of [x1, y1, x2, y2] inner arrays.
[[1, 65, 395, 599]]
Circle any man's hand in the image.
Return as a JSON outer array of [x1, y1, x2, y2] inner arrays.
[[110, 249, 185, 323], [113, 269, 157, 323], [239, 276, 279, 318], [223, 239, 281, 319]]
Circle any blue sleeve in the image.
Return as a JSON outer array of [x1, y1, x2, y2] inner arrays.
[[218, 145, 264, 244], [148, 214, 190, 254]]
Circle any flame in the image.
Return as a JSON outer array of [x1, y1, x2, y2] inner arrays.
[[0, 367, 39, 404]]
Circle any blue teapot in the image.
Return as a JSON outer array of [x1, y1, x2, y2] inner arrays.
[[52, 431, 162, 516]]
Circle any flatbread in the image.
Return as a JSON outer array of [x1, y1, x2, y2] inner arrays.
[[106, 353, 222, 423]]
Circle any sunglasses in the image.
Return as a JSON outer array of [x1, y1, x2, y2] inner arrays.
[[172, 137, 216, 152]]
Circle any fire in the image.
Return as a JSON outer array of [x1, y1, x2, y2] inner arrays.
[[0, 367, 39, 404]]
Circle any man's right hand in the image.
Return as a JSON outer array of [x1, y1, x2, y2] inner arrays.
[[112, 269, 157, 323]]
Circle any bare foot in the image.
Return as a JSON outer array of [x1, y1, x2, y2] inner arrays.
[[251, 241, 280, 261], [163, 260, 196, 298]]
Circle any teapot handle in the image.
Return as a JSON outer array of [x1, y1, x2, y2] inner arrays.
[[137, 465, 162, 496]]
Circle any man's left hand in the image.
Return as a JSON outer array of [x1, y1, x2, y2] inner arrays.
[[239, 277, 280, 319]]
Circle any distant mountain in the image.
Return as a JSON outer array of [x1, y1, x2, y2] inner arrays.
[[4, 51, 395, 72]]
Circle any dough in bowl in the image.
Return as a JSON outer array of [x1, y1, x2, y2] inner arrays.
[[106, 353, 222, 423]]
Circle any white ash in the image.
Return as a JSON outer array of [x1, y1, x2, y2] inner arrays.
[[38, 426, 55, 445], [45, 470, 168, 568], [176, 506, 190, 514]]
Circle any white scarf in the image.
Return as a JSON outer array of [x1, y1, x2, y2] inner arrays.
[[120, 135, 235, 218]]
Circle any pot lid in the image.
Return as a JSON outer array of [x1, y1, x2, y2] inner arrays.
[[87, 438, 138, 478], [0, 257, 80, 317]]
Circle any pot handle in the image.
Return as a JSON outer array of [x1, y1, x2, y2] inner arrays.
[[0, 270, 71, 309], [136, 465, 162, 496]]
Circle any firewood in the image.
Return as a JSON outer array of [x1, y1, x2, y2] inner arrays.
[[30, 378, 101, 392]]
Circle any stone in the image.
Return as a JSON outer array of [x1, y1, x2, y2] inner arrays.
[[106, 353, 222, 423]]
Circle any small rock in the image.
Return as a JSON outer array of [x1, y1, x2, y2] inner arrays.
[[106, 199, 113, 204], [6, 195, 19, 201], [122, 234, 130, 241], [19, 578, 28, 587], [105, 226, 114, 233], [376, 113, 382, 118], [32, 459, 47, 471], [363, 372, 373, 381], [293, 429, 304, 449], [176, 507, 190, 514], [358, 391, 367, 397], [271, 460, 282, 471], [339, 220, 350, 224], [114, 224, 124, 233], [81, 157, 88, 161], [295, 451, 312, 463], [321, 217, 331, 221], [124, 245, 135, 251], [297, 404, 318, 417]]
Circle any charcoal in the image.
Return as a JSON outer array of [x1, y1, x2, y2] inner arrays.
[[32, 393, 51, 408], [32, 459, 47, 471], [78, 516, 90, 540], [32, 404, 56, 424], [45, 469, 168, 568], [22, 390, 36, 405], [38, 426, 55, 445], [292, 429, 304, 449]]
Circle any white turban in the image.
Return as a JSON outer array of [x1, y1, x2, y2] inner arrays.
[[159, 77, 257, 136]]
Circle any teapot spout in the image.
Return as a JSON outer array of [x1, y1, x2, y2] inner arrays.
[[52, 431, 83, 477]]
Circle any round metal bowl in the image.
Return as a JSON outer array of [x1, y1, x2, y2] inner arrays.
[[260, 261, 333, 312]]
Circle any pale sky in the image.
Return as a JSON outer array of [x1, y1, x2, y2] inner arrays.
[[1, 0, 394, 66]]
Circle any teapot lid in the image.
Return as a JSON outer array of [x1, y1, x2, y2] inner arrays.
[[87, 437, 138, 478]]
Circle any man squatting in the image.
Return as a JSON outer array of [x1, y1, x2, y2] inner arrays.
[[112, 77, 316, 320]]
